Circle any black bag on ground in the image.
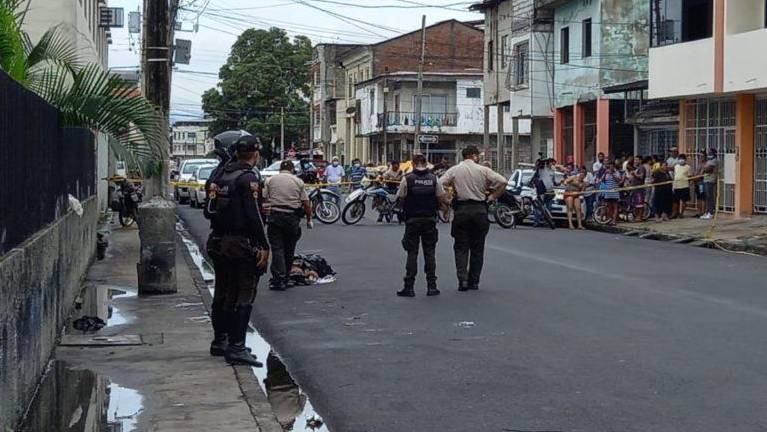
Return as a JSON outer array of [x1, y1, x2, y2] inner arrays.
[[289, 254, 336, 285]]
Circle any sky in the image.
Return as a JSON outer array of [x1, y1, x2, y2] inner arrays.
[[107, 0, 481, 122]]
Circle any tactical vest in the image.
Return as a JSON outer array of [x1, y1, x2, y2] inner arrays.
[[403, 170, 438, 219], [210, 168, 252, 233]]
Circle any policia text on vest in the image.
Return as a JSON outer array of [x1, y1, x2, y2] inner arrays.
[[204, 136, 270, 368], [396, 154, 450, 297], [438, 146, 507, 292]]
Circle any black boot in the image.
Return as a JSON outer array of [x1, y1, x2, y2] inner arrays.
[[269, 278, 287, 291], [458, 281, 470, 292], [397, 281, 415, 297], [426, 281, 440, 296], [209, 305, 228, 356], [225, 304, 263, 367]]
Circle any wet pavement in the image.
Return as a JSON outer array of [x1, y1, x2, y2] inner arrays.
[[176, 221, 328, 432], [177, 205, 767, 432], [20, 360, 143, 432]]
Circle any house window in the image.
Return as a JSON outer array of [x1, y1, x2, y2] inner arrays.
[[369, 89, 375, 116], [513, 41, 529, 87], [501, 35, 509, 69], [466, 88, 481, 98], [650, 0, 713, 47], [582, 18, 592, 58], [560, 27, 570, 64], [488, 40, 494, 71]]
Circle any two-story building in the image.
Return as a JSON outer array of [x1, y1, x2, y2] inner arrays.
[[537, 0, 649, 167], [313, 20, 485, 164], [648, 0, 767, 217], [171, 120, 213, 160], [471, 0, 554, 170], [356, 71, 486, 164]]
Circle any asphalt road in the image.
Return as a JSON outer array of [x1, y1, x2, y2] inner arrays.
[[177, 205, 767, 432]]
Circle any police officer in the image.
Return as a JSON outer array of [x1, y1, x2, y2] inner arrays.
[[396, 154, 449, 297], [205, 136, 269, 367], [439, 146, 507, 291], [263, 160, 313, 291]]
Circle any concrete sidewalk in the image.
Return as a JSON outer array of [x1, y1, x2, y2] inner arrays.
[[590, 214, 767, 255], [47, 221, 280, 431]]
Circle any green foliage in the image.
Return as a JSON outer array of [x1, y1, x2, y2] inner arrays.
[[202, 27, 312, 147], [0, 0, 163, 176]]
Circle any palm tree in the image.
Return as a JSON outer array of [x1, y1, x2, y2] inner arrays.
[[0, 0, 163, 176]]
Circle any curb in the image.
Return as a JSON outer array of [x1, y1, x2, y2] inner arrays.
[[586, 223, 767, 256], [176, 234, 283, 432]]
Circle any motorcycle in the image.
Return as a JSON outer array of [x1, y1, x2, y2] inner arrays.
[[112, 181, 142, 227], [307, 186, 341, 224], [492, 189, 525, 229], [342, 181, 401, 225]]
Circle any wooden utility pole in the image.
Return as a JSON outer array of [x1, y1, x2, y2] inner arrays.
[[413, 15, 426, 155], [280, 107, 285, 159]]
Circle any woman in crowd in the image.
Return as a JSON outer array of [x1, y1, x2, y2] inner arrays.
[[564, 166, 587, 230], [672, 154, 691, 218], [630, 157, 648, 222], [599, 160, 623, 226], [694, 152, 708, 217], [653, 161, 673, 222]]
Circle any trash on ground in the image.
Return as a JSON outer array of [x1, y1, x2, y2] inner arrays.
[[290, 254, 336, 286], [456, 321, 476, 328], [72, 315, 106, 332]]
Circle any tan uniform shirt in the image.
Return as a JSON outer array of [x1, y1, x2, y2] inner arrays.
[[264, 171, 309, 213], [438, 159, 507, 202]]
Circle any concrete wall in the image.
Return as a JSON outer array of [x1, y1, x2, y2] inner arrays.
[[726, 0, 766, 34], [649, 38, 715, 98], [482, 0, 514, 105], [724, 29, 767, 93], [554, 0, 602, 107], [0, 197, 98, 429]]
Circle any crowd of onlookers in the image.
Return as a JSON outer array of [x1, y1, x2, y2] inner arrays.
[[534, 147, 721, 229]]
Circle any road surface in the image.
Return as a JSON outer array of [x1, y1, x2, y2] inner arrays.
[[177, 205, 767, 432]]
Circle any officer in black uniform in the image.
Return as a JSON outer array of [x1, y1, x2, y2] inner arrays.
[[396, 154, 449, 297], [205, 136, 270, 367]]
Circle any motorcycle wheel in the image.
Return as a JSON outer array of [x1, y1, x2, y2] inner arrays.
[[342, 201, 366, 225], [315, 200, 341, 224], [119, 208, 135, 227], [537, 201, 556, 230], [487, 204, 497, 224], [593, 204, 611, 225], [494, 203, 517, 229]]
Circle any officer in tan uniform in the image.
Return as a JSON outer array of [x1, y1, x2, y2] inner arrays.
[[439, 146, 506, 291], [263, 161, 313, 291]]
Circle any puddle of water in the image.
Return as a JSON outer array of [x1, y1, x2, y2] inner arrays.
[[20, 360, 144, 432], [70, 285, 137, 332], [177, 219, 329, 431]]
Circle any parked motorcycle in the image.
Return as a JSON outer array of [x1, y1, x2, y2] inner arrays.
[[492, 189, 525, 229], [342, 182, 401, 225], [112, 180, 142, 227], [307, 186, 341, 224]]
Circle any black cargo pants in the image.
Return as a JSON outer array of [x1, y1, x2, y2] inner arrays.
[[267, 212, 302, 285], [451, 202, 490, 286], [207, 234, 262, 312], [402, 216, 439, 287]]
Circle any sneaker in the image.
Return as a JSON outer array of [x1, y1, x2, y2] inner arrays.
[[700, 213, 713, 220]]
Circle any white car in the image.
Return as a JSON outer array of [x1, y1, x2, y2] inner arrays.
[[260, 160, 306, 179], [175, 158, 218, 203], [189, 164, 218, 208], [506, 168, 570, 220]]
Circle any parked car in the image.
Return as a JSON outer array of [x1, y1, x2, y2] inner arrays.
[[506, 169, 570, 220], [260, 160, 311, 179], [175, 158, 218, 203], [189, 164, 218, 208]]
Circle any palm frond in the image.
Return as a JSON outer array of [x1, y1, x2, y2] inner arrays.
[[24, 25, 81, 75], [0, 0, 27, 81]]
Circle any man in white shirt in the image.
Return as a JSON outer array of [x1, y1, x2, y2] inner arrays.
[[323, 156, 345, 204]]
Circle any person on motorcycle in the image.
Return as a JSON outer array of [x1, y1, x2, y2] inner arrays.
[[375, 161, 403, 223], [396, 154, 449, 297]]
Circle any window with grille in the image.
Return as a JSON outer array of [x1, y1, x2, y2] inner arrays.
[[512, 41, 529, 88], [582, 18, 592, 58], [560, 27, 570, 64]]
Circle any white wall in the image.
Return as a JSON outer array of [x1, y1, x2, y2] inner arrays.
[[356, 84, 377, 135], [724, 28, 767, 93], [489, 109, 531, 135], [726, 0, 766, 34], [649, 38, 715, 99], [456, 79, 484, 134]]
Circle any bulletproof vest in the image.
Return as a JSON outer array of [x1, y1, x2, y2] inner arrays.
[[211, 168, 251, 232], [403, 170, 438, 219]]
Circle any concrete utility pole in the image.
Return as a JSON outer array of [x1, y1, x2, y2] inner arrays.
[[382, 71, 388, 163], [280, 107, 285, 159], [414, 15, 426, 155], [137, 0, 179, 295]]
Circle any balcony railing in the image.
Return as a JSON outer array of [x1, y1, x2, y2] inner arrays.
[[377, 111, 458, 129]]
